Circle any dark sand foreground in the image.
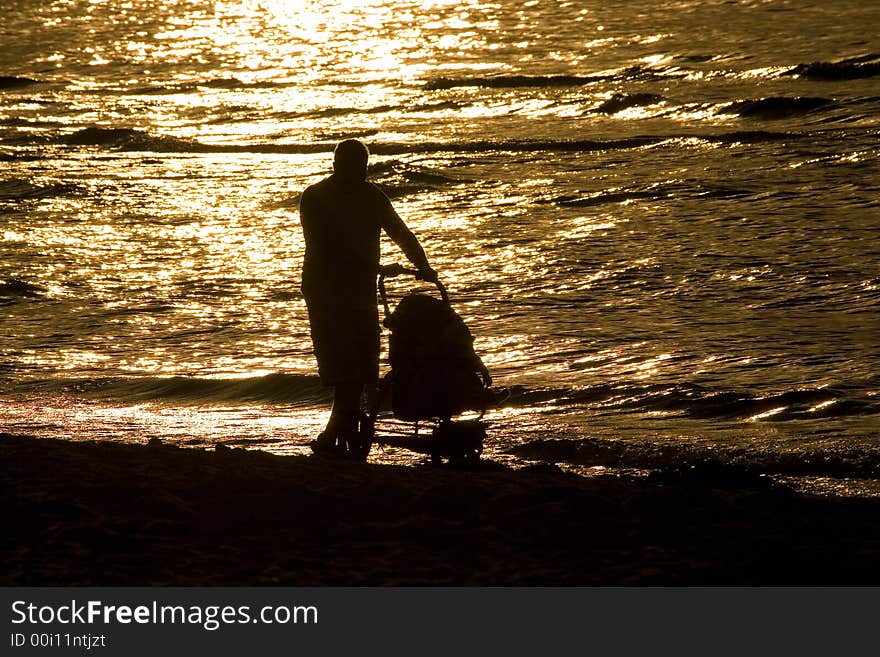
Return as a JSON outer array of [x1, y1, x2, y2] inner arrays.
[[3, 434, 880, 585]]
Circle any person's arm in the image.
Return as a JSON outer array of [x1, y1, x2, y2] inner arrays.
[[298, 186, 320, 247], [376, 187, 436, 281]]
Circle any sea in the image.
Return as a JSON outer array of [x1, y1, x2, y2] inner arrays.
[[2, 0, 878, 497]]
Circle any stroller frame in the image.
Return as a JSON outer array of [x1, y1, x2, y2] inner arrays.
[[359, 265, 489, 465]]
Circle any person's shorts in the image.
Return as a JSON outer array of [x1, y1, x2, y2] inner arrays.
[[305, 297, 380, 385]]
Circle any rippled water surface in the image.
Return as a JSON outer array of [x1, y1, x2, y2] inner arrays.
[[2, 0, 879, 495]]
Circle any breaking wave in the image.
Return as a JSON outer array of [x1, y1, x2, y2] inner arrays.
[[0, 76, 40, 89], [784, 54, 880, 81], [0, 278, 46, 299], [127, 77, 296, 94], [594, 93, 665, 114], [541, 180, 754, 207], [9, 374, 875, 423], [424, 66, 684, 90], [0, 177, 81, 201], [61, 127, 206, 151], [723, 96, 835, 120], [7, 373, 330, 406], [501, 381, 879, 422], [31, 127, 800, 156]]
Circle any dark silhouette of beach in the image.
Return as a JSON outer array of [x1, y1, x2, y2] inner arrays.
[[3, 434, 880, 585]]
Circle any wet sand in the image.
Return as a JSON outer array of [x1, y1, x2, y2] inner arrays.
[[3, 434, 880, 585]]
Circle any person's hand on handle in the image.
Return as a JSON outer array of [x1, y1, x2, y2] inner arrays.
[[416, 266, 439, 283], [380, 263, 411, 277]]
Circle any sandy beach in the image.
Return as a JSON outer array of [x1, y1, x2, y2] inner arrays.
[[3, 433, 880, 585]]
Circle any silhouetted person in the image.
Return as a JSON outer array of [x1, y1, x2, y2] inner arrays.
[[299, 139, 436, 456]]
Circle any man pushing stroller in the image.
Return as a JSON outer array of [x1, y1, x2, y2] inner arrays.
[[298, 139, 437, 457]]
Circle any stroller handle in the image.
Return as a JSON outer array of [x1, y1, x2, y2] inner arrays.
[[378, 264, 449, 316]]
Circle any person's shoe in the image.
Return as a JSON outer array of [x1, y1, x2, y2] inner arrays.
[[309, 432, 345, 457], [344, 438, 370, 462], [344, 413, 374, 462]]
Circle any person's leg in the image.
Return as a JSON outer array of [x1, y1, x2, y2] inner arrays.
[[325, 380, 363, 444]]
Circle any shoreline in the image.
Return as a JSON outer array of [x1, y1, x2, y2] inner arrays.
[[3, 434, 880, 585]]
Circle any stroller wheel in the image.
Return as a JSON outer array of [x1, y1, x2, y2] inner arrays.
[[448, 444, 481, 467], [430, 419, 486, 466]]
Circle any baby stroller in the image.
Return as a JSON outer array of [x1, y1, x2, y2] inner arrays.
[[359, 264, 498, 464]]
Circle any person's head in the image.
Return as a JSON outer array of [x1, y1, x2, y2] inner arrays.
[[333, 139, 369, 183]]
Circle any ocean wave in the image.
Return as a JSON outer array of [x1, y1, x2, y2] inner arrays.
[[61, 126, 205, 152], [372, 137, 665, 153], [314, 128, 380, 142], [128, 77, 295, 95], [784, 54, 880, 81], [29, 126, 800, 156], [708, 130, 800, 144], [410, 99, 466, 112], [0, 76, 40, 90], [372, 132, 796, 153], [722, 97, 835, 120], [371, 160, 467, 184], [0, 278, 46, 299], [593, 92, 665, 114], [5, 371, 876, 426], [199, 77, 258, 89], [547, 186, 673, 207], [9, 373, 330, 405], [274, 104, 395, 120], [498, 381, 878, 423], [542, 180, 753, 207], [274, 99, 464, 123], [329, 159, 467, 198], [0, 177, 80, 201], [424, 66, 684, 90], [606, 385, 879, 421], [502, 384, 613, 407], [0, 152, 45, 163], [426, 74, 599, 90], [43, 127, 322, 153], [1, 117, 58, 129]]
